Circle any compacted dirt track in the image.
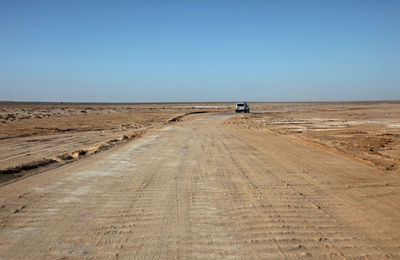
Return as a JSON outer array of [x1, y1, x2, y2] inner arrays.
[[1, 113, 400, 259]]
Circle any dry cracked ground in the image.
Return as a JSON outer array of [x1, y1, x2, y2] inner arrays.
[[1, 102, 400, 259]]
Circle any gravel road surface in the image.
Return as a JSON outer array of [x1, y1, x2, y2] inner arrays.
[[1, 113, 400, 259]]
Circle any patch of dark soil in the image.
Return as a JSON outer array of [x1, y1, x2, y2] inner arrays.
[[0, 159, 57, 175], [168, 111, 209, 122], [0, 159, 59, 184]]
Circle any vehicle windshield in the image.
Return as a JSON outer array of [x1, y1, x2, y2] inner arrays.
[[237, 104, 244, 106]]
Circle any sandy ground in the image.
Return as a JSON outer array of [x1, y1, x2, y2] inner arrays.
[[226, 101, 400, 173], [0, 102, 229, 183], [1, 111, 400, 258]]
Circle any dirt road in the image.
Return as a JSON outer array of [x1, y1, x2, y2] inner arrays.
[[1, 113, 400, 258]]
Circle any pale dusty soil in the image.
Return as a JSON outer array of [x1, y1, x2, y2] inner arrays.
[[226, 101, 400, 173], [0, 102, 229, 183], [0, 112, 400, 258]]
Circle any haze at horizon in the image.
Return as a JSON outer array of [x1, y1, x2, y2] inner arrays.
[[1, 0, 399, 102]]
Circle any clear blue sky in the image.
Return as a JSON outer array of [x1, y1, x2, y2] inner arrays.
[[1, 0, 399, 102]]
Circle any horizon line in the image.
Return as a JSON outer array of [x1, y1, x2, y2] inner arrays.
[[1, 99, 400, 104]]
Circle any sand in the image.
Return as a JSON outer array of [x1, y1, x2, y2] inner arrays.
[[225, 101, 400, 173], [0, 102, 230, 183], [1, 111, 400, 258]]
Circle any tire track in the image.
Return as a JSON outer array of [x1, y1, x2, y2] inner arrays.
[[1, 113, 400, 258]]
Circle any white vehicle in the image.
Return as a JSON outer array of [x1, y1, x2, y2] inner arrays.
[[235, 102, 250, 113]]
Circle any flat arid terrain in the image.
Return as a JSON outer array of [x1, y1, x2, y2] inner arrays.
[[1, 101, 400, 258], [227, 101, 400, 173], [0, 102, 229, 183]]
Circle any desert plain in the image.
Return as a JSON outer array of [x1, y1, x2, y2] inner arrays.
[[0, 102, 229, 183], [1, 101, 400, 258]]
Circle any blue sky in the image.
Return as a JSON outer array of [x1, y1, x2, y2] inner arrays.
[[1, 0, 399, 102]]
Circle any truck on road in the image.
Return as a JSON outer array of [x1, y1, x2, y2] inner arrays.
[[235, 103, 250, 113]]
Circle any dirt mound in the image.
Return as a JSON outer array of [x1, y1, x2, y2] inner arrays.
[[168, 111, 210, 122]]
